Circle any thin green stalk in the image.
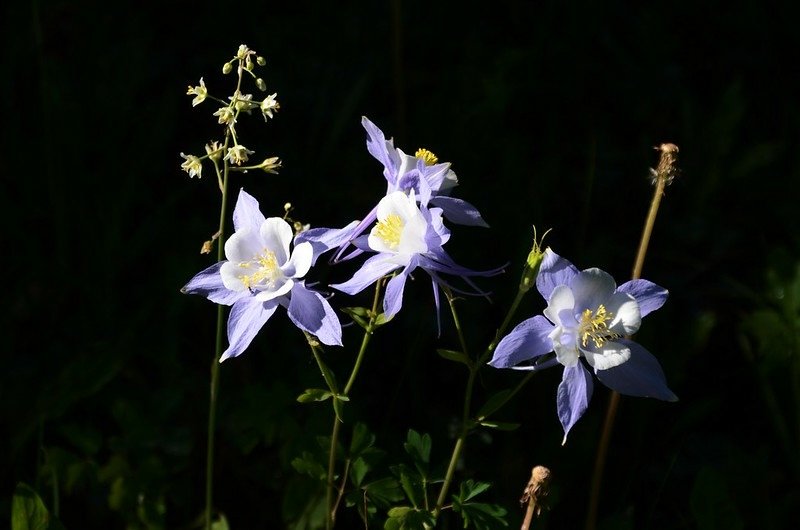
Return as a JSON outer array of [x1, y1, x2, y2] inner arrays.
[[433, 286, 529, 518], [205, 136, 232, 530], [325, 280, 384, 528], [585, 145, 675, 530]]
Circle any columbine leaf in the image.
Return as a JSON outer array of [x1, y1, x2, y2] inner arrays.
[[291, 452, 326, 481], [11, 483, 66, 530], [385, 506, 435, 530], [350, 457, 369, 488], [395, 464, 423, 508], [297, 388, 333, 403], [403, 430, 432, 476], [475, 389, 513, 421], [350, 422, 376, 458], [436, 348, 473, 367], [452, 480, 508, 529], [363, 477, 404, 508], [478, 421, 520, 431]]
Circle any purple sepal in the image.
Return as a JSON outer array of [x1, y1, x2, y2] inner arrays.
[[557, 362, 593, 443], [430, 195, 489, 227], [536, 248, 580, 300], [287, 283, 343, 346], [489, 316, 555, 368], [182, 262, 245, 306], [221, 298, 278, 361], [331, 254, 402, 295], [617, 279, 669, 318], [595, 339, 678, 401], [232, 188, 266, 232]]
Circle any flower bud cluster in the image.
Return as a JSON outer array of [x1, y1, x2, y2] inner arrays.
[[179, 43, 282, 188]]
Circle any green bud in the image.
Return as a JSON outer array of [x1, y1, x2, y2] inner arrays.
[[256, 78, 266, 91], [222, 61, 233, 75], [256, 56, 266, 66], [245, 57, 254, 71], [519, 227, 551, 293]]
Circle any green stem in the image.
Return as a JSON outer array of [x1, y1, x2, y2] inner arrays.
[[325, 280, 384, 528], [205, 131, 232, 530], [434, 286, 528, 518], [585, 171, 668, 530]]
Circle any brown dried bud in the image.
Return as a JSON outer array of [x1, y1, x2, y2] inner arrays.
[[520, 465, 551, 526], [650, 143, 680, 186]]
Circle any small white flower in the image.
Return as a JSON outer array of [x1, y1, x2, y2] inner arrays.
[[230, 91, 256, 113], [213, 106, 236, 126], [260, 93, 280, 121], [225, 145, 254, 166], [205, 141, 223, 162], [180, 153, 202, 178], [186, 78, 207, 106]]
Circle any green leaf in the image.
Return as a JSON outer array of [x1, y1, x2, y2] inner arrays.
[[210, 514, 230, 530], [384, 506, 435, 530], [11, 483, 66, 530], [475, 389, 513, 420], [374, 312, 392, 327], [452, 480, 508, 529], [342, 307, 371, 330], [363, 477, 404, 508], [436, 348, 473, 367], [297, 388, 332, 403], [350, 423, 376, 458], [403, 430, 432, 476], [350, 457, 369, 488], [291, 452, 326, 481], [478, 421, 520, 431]]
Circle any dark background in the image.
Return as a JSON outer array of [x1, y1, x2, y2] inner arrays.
[[3, 0, 799, 528]]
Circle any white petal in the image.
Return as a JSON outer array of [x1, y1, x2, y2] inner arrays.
[[571, 268, 617, 311], [282, 241, 313, 279], [220, 261, 247, 291], [544, 285, 575, 325], [607, 292, 641, 335], [259, 217, 294, 264], [583, 340, 631, 370], [254, 278, 294, 302], [224, 229, 262, 263]]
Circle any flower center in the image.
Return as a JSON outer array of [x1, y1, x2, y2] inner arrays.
[[415, 148, 438, 166], [238, 250, 281, 289], [374, 214, 404, 250], [578, 304, 619, 348]]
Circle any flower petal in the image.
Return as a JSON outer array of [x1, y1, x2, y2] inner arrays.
[[253, 278, 294, 302], [287, 284, 343, 346], [594, 339, 678, 401], [582, 339, 631, 370], [489, 315, 555, 368], [182, 262, 245, 305], [224, 228, 263, 264], [362, 116, 401, 184], [282, 241, 313, 279], [331, 254, 402, 295], [617, 279, 668, 318], [557, 362, 594, 444], [429, 196, 489, 227], [536, 248, 580, 300], [232, 188, 266, 232], [544, 285, 575, 325], [605, 292, 641, 335], [221, 298, 278, 361], [383, 262, 415, 319], [570, 268, 617, 311], [260, 218, 294, 264], [295, 220, 360, 264]]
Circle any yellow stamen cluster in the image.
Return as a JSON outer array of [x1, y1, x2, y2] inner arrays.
[[415, 148, 438, 166], [374, 214, 404, 250], [239, 250, 280, 289], [579, 304, 619, 348]]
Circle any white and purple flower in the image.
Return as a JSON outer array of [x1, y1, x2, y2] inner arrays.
[[329, 190, 501, 321], [182, 189, 342, 361], [300, 117, 488, 264], [488, 248, 676, 442]]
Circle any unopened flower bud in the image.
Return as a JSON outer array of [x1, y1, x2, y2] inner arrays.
[[519, 227, 551, 293], [256, 56, 266, 66], [246, 57, 254, 71], [256, 78, 266, 91], [222, 62, 233, 75], [258, 157, 282, 174]]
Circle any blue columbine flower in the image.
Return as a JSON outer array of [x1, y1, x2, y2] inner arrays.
[[329, 190, 502, 321], [182, 189, 342, 361], [488, 248, 676, 442], [299, 117, 488, 264]]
